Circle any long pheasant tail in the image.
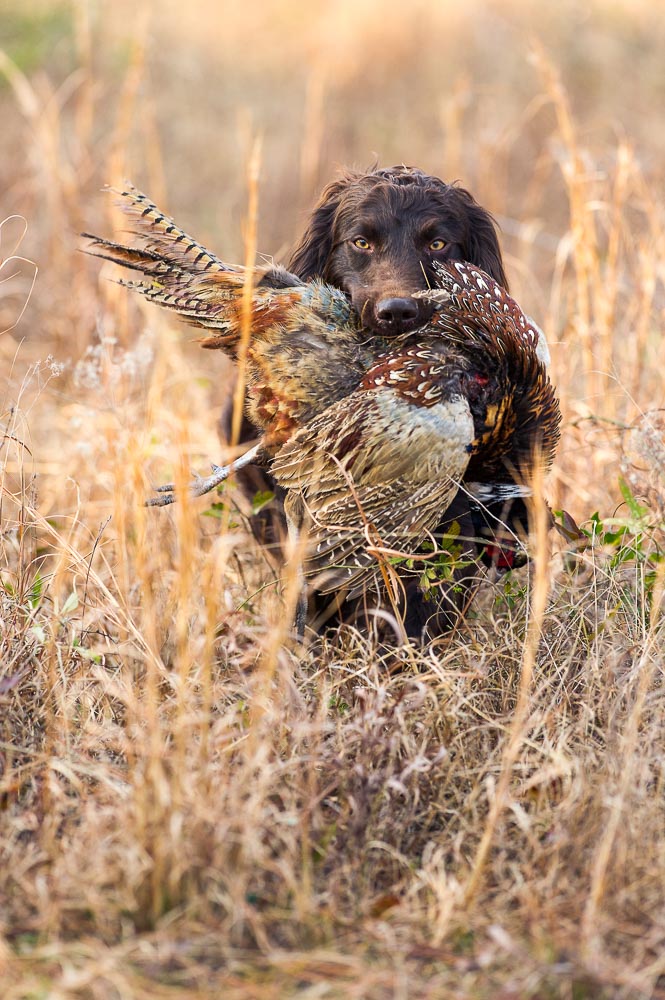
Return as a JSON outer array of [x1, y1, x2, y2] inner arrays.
[[82, 184, 254, 347], [83, 183, 319, 356]]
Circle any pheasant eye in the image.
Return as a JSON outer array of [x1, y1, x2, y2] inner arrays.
[[352, 237, 371, 250], [429, 238, 447, 252]]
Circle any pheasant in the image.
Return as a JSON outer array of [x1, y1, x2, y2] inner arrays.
[[84, 188, 560, 630], [269, 278, 559, 599]]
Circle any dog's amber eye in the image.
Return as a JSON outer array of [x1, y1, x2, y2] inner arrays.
[[352, 237, 371, 250], [429, 238, 447, 252]]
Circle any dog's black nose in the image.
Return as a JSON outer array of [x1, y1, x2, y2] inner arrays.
[[375, 297, 420, 325]]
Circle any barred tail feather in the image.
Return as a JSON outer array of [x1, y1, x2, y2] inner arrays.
[[116, 279, 237, 336], [109, 184, 236, 277], [80, 235, 172, 276]]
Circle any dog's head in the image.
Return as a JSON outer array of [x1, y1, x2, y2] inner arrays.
[[288, 165, 508, 337]]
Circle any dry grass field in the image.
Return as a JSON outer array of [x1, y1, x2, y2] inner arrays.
[[1, 1, 665, 997]]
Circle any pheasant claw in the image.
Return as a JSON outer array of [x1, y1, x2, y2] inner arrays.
[[144, 442, 263, 508]]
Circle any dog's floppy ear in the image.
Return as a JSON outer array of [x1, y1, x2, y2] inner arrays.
[[456, 187, 509, 292], [287, 172, 358, 280]]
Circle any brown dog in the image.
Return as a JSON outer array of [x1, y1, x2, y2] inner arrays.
[[223, 165, 515, 640], [288, 165, 508, 332]]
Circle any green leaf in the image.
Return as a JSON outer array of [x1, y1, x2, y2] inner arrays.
[[618, 476, 649, 520], [251, 490, 275, 515], [603, 528, 628, 546], [61, 590, 79, 616], [28, 572, 43, 609], [202, 502, 238, 528]]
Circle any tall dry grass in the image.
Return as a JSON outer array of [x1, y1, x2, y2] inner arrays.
[[1, 2, 665, 997]]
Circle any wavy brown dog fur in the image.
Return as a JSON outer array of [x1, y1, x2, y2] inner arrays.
[[221, 165, 513, 640]]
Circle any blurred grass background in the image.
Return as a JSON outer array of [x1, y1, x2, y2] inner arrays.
[[1, 2, 665, 998]]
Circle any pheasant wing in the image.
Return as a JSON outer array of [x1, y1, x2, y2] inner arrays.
[[273, 383, 474, 595], [301, 478, 463, 596]]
